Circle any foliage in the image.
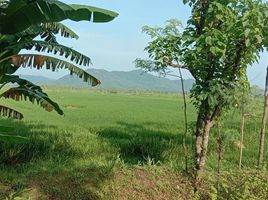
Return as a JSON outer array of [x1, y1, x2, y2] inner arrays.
[[136, 0, 268, 178], [136, 0, 268, 111], [0, 0, 118, 34], [0, 0, 118, 119], [135, 19, 183, 76], [203, 170, 268, 200]]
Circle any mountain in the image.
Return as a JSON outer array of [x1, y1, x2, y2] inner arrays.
[[18, 75, 56, 85], [17, 69, 195, 92], [55, 69, 195, 92]]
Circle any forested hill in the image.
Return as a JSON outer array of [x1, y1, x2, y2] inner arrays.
[[56, 69, 195, 92], [21, 69, 195, 92]]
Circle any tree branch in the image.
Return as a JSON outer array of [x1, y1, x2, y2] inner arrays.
[[210, 104, 222, 121]]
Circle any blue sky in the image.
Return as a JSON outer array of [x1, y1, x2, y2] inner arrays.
[[17, 0, 268, 87]]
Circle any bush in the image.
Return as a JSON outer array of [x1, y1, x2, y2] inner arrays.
[[203, 170, 268, 200]]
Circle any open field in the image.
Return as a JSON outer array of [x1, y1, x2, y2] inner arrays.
[[0, 87, 267, 199]]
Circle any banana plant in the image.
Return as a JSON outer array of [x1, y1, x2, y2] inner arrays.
[[0, 0, 118, 119], [0, 0, 118, 34]]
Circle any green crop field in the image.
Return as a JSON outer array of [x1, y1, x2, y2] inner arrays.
[[0, 87, 267, 199]]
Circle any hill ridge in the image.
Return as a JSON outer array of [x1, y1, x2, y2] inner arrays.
[[20, 68, 195, 92]]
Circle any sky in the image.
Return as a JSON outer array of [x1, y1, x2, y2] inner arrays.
[[17, 0, 268, 88]]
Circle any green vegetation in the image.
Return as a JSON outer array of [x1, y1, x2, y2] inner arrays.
[[0, 0, 118, 119], [1, 0, 268, 199], [136, 0, 268, 180], [0, 87, 267, 199]]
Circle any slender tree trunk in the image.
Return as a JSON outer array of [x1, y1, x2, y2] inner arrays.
[[239, 112, 245, 170], [193, 101, 222, 192], [216, 122, 222, 192], [196, 120, 213, 178], [258, 66, 268, 168], [179, 68, 189, 174], [194, 107, 213, 180]]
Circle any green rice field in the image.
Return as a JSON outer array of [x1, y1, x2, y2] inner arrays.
[[0, 87, 267, 199]]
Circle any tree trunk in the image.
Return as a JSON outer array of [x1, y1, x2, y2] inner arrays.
[[258, 66, 268, 168], [239, 112, 245, 170], [179, 68, 189, 174], [216, 123, 222, 192], [194, 108, 213, 180]]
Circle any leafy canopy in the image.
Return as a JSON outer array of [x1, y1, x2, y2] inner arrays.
[[136, 0, 268, 114]]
